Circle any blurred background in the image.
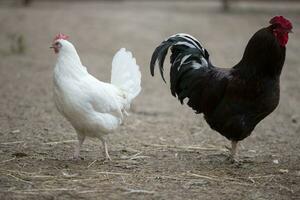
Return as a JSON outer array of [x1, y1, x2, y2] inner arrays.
[[0, 0, 299, 199]]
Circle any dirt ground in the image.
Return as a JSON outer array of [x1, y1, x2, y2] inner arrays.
[[0, 1, 300, 199]]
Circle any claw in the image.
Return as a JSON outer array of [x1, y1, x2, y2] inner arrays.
[[71, 155, 84, 161]]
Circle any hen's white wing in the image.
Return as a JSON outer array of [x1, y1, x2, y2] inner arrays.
[[80, 74, 127, 119]]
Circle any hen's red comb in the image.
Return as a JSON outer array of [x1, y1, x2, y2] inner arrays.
[[270, 16, 293, 30], [54, 33, 69, 41]]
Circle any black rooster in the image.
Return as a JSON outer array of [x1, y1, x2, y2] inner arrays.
[[150, 16, 293, 161]]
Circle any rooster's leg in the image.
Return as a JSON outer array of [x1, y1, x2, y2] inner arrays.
[[73, 134, 85, 159], [229, 140, 240, 163], [230, 140, 238, 160], [101, 138, 112, 161], [225, 140, 241, 163]]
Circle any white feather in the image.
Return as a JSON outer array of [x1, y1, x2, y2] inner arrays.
[[53, 40, 141, 142], [111, 48, 142, 105], [168, 33, 204, 51], [191, 61, 203, 69], [174, 41, 196, 49], [180, 54, 192, 65]]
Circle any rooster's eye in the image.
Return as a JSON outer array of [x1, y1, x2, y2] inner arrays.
[[55, 42, 60, 46]]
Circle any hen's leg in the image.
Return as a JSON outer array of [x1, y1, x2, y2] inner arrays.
[[73, 134, 85, 159], [101, 138, 112, 161]]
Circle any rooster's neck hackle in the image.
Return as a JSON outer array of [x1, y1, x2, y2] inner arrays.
[[236, 27, 286, 78]]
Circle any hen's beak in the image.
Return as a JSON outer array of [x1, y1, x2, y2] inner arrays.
[[50, 45, 59, 54]]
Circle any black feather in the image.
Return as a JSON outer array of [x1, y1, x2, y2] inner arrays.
[[150, 41, 173, 83], [150, 34, 209, 92], [150, 28, 287, 143]]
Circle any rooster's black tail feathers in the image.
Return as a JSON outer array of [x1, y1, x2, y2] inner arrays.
[[150, 33, 210, 102]]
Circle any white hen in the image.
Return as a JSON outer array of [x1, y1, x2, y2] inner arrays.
[[51, 34, 141, 160]]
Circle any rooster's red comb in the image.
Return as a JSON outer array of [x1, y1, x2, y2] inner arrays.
[[270, 16, 293, 30], [54, 33, 69, 41]]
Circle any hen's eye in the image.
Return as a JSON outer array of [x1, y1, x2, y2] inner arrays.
[[55, 42, 60, 46]]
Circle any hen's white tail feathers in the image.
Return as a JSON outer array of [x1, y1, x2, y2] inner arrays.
[[111, 48, 141, 104]]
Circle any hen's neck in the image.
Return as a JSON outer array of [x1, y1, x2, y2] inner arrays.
[[55, 50, 86, 80]]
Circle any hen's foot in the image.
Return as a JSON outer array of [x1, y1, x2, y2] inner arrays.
[[101, 138, 112, 161], [72, 134, 85, 161], [71, 155, 84, 161]]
